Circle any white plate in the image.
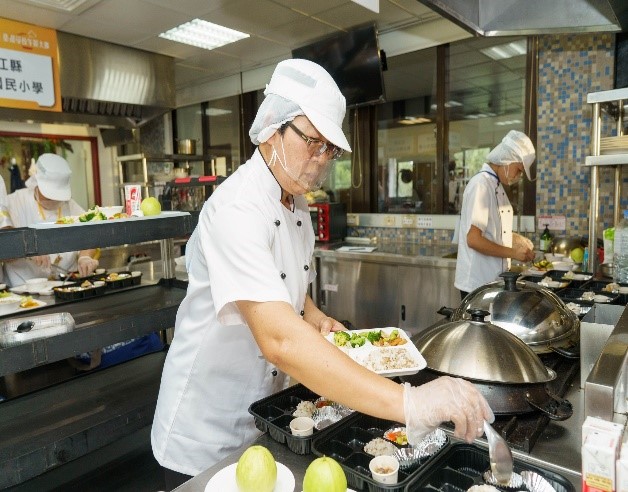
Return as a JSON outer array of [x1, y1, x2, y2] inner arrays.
[[10, 280, 68, 295], [204, 462, 295, 492], [28, 210, 190, 229], [325, 327, 426, 377], [1, 299, 47, 316]]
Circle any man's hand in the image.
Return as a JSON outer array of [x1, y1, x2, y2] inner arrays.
[[317, 316, 345, 336]]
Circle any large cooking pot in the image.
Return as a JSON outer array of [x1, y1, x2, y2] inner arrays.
[[439, 272, 579, 358], [177, 138, 197, 155], [401, 309, 573, 420]]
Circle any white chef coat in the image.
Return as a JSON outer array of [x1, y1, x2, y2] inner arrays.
[[4, 187, 85, 287], [454, 163, 513, 293], [151, 149, 316, 476], [0, 175, 11, 229]]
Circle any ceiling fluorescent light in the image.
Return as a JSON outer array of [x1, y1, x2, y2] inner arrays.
[[351, 0, 379, 13], [160, 19, 249, 51], [480, 40, 527, 60], [24, 0, 93, 11]]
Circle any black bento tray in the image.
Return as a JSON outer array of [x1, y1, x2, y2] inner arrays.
[[520, 274, 571, 291], [248, 383, 354, 455], [405, 443, 575, 492], [103, 271, 142, 289], [53, 281, 106, 300], [312, 413, 448, 492]]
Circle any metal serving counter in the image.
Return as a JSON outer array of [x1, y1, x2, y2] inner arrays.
[[313, 242, 459, 333], [174, 382, 585, 492]]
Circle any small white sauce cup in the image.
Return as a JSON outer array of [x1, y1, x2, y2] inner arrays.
[[290, 417, 315, 437], [369, 455, 399, 484]]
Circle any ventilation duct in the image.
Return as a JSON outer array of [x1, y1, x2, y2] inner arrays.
[[58, 32, 175, 126], [417, 0, 627, 36]]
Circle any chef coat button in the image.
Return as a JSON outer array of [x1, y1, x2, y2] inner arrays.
[[304, 265, 309, 271], [300, 310, 305, 316], [272, 369, 277, 376], [274, 220, 281, 226], [280, 272, 286, 279], [297, 220, 302, 226]]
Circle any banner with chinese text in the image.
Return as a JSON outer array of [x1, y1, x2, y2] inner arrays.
[[0, 17, 61, 112]]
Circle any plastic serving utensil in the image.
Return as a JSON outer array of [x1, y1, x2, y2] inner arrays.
[[484, 420, 513, 484]]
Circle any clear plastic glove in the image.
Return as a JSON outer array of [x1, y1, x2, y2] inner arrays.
[[403, 377, 494, 444], [77, 256, 99, 277]]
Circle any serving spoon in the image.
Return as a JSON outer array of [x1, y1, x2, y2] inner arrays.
[[484, 420, 513, 485]]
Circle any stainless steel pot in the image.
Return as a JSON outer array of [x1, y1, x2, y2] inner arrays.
[[177, 138, 197, 155], [440, 272, 579, 357], [402, 309, 573, 420]]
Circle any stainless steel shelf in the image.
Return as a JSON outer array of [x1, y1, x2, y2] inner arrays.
[[0, 350, 166, 489], [0, 280, 186, 378], [585, 154, 628, 166], [0, 213, 195, 260]]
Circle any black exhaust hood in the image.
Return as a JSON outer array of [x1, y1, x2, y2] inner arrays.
[[417, 0, 627, 36]]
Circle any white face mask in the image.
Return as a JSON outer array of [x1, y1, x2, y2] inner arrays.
[[269, 135, 335, 192], [503, 164, 523, 187]]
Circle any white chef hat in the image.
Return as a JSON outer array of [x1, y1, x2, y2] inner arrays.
[[31, 153, 72, 201], [486, 130, 536, 180], [249, 58, 351, 153]]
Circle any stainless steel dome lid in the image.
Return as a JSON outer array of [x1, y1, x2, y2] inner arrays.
[[414, 309, 556, 384], [452, 272, 579, 348]]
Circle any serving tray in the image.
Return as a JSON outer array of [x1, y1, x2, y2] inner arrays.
[[324, 327, 426, 377]]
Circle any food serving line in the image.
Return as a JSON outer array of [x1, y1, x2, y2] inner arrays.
[[172, 242, 628, 492], [173, 372, 585, 491]]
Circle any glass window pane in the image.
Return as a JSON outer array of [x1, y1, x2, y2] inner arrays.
[[377, 48, 437, 213], [205, 96, 241, 176], [447, 37, 528, 214]]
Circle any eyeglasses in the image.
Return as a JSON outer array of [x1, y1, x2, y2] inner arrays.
[[287, 122, 344, 160]]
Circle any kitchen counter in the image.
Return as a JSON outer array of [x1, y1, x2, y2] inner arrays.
[[314, 241, 458, 267], [174, 382, 585, 492]]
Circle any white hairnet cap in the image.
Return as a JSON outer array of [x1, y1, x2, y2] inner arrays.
[[33, 153, 72, 201], [486, 130, 535, 180], [249, 59, 351, 152]]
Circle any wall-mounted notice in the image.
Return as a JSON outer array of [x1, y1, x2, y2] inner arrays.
[[0, 17, 61, 112], [537, 215, 566, 231]]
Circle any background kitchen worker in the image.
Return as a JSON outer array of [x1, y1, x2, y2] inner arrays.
[[455, 130, 536, 299], [0, 175, 13, 286], [3, 154, 99, 287], [151, 58, 494, 490]]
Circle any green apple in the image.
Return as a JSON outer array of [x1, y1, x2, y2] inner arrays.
[[570, 247, 584, 263], [140, 197, 161, 216]]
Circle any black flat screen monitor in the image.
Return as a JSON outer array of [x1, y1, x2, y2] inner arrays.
[[292, 24, 385, 107]]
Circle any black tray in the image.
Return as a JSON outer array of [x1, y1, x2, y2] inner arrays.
[[53, 282, 106, 300], [312, 413, 448, 492], [405, 443, 575, 492], [520, 275, 571, 291], [104, 272, 142, 289], [555, 288, 619, 304], [547, 269, 593, 288], [248, 383, 354, 455]]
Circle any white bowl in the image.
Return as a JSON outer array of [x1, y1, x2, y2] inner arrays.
[[369, 455, 399, 484], [0, 295, 22, 315], [99, 206, 124, 218]]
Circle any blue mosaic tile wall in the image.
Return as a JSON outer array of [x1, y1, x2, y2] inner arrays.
[[537, 33, 626, 238], [351, 33, 627, 245]]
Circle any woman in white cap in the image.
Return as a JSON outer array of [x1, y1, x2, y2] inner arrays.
[[4, 153, 99, 287], [151, 58, 493, 490], [455, 130, 537, 299]]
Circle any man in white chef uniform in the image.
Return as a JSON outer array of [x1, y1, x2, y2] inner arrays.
[[152, 59, 494, 490], [4, 154, 99, 286], [454, 130, 536, 299], [0, 175, 13, 286]]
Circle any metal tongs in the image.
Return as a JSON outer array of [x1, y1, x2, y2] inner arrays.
[[484, 420, 514, 484], [49, 263, 72, 286]]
